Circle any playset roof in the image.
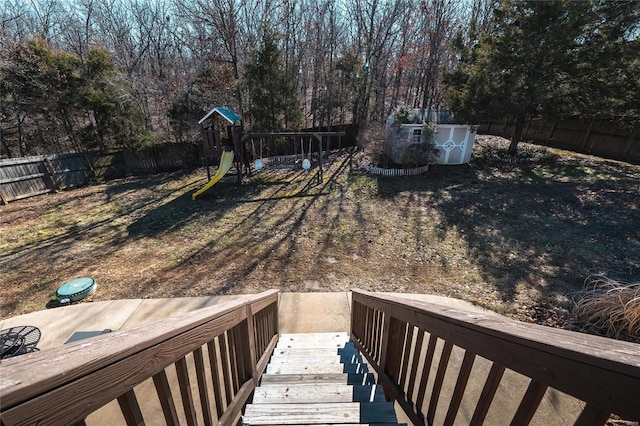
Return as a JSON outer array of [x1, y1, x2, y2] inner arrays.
[[198, 106, 242, 126]]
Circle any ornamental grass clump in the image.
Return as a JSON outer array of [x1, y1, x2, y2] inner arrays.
[[572, 275, 640, 343]]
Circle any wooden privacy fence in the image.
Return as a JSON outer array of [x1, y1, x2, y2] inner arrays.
[[351, 289, 640, 426], [0, 290, 279, 426], [480, 119, 639, 164], [0, 143, 199, 204], [0, 153, 92, 204]]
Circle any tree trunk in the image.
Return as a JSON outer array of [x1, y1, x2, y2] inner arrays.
[[508, 115, 525, 154], [0, 128, 12, 158], [17, 113, 25, 157]]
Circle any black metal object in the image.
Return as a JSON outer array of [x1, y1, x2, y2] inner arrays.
[[0, 326, 41, 359]]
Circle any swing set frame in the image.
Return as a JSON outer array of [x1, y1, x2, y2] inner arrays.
[[198, 105, 345, 187], [242, 132, 345, 183]]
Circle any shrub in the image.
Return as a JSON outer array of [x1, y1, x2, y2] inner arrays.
[[572, 275, 640, 343], [390, 105, 414, 125]]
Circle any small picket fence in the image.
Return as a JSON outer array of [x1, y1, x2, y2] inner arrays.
[[359, 163, 430, 176]]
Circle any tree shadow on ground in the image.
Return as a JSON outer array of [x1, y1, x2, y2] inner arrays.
[[126, 166, 324, 239], [123, 150, 361, 297], [376, 160, 640, 311]]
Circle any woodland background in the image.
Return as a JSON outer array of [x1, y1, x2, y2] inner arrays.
[[1, 0, 638, 159]]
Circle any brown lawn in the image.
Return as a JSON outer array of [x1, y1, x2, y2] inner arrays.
[[2, 135, 639, 329]]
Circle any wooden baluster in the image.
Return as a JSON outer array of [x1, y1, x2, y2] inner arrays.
[[350, 301, 359, 340], [407, 329, 425, 402], [363, 305, 372, 353], [371, 309, 379, 360], [117, 389, 144, 426], [372, 310, 381, 362], [256, 310, 264, 356], [426, 341, 453, 425], [243, 311, 259, 385], [175, 356, 197, 426], [573, 403, 610, 426], [369, 306, 377, 354], [259, 305, 265, 343], [193, 346, 214, 426], [360, 304, 368, 350], [416, 334, 438, 413], [399, 325, 415, 392], [470, 363, 506, 426], [355, 302, 364, 341], [218, 334, 234, 409], [384, 318, 407, 385], [266, 304, 272, 341], [227, 327, 240, 393], [510, 380, 548, 426], [444, 350, 476, 426], [262, 307, 269, 352], [153, 368, 180, 425], [358, 303, 365, 340], [272, 302, 277, 334], [206, 340, 225, 418], [376, 311, 385, 362], [232, 322, 246, 385]]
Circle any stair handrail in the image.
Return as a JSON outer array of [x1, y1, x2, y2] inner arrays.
[[350, 289, 640, 425], [0, 289, 279, 426]]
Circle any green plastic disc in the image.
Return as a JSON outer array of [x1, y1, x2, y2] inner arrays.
[[56, 277, 96, 302]]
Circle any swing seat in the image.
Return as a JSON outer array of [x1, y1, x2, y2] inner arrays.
[[268, 155, 300, 169]]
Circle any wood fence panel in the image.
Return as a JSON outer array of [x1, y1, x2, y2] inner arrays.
[[0, 155, 58, 202], [480, 119, 639, 164], [0, 143, 200, 203], [48, 154, 93, 189]]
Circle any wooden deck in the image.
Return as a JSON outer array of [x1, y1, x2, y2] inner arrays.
[[2, 291, 638, 425], [243, 332, 405, 426]]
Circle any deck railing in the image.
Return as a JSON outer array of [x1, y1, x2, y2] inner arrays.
[[0, 290, 279, 426], [350, 289, 640, 426]]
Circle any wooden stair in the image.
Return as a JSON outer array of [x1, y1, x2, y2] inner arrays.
[[243, 332, 405, 426]]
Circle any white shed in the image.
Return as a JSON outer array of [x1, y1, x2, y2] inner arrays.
[[387, 109, 476, 165], [400, 123, 476, 165]]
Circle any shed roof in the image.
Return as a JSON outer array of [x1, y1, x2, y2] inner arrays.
[[198, 106, 242, 126]]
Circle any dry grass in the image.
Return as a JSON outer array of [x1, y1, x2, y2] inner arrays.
[[1, 135, 639, 331], [572, 275, 640, 342]]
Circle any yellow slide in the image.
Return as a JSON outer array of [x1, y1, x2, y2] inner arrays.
[[192, 149, 235, 200]]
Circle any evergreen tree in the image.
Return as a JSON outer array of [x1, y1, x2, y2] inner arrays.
[[81, 46, 152, 150], [446, 1, 586, 153], [446, 0, 640, 153], [571, 1, 640, 125], [1, 38, 150, 155], [243, 29, 302, 132]]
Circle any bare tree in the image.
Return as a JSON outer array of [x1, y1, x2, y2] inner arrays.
[[348, 0, 408, 126]]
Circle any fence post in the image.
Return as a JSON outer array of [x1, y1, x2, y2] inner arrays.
[[44, 157, 60, 192], [524, 117, 532, 139], [81, 152, 97, 183], [0, 185, 8, 205], [580, 121, 594, 152], [623, 126, 637, 158], [547, 121, 557, 140]]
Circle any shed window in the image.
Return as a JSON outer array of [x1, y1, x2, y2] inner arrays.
[[412, 128, 422, 143]]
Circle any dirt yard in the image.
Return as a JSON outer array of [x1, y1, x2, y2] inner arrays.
[[2, 135, 639, 328]]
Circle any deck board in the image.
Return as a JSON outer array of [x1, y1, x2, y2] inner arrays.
[[243, 402, 397, 425], [252, 384, 385, 404], [260, 373, 376, 385]]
